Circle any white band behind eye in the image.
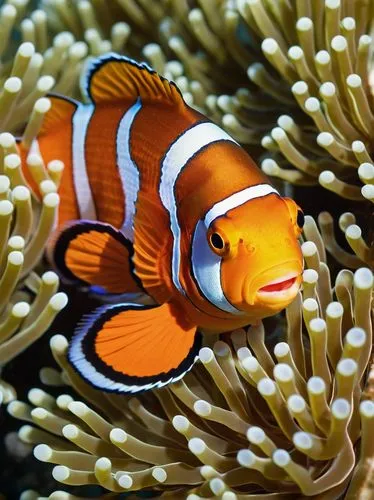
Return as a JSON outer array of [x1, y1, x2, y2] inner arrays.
[[191, 220, 242, 315], [159, 122, 237, 295], [190, 183, 279, 314], [204, 184, 279, 228]]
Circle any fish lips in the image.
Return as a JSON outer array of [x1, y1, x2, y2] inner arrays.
[[242, 262, 303, 308], [256, 275, 301, 305]]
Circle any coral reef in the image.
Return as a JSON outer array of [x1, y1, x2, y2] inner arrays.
[[9, 218, 374, 498]]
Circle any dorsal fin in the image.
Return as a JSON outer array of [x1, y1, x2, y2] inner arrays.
[[39, 94, 78, 136], [81, 53, 186, 108]]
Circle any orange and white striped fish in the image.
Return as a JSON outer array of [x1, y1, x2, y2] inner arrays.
[[28, 54, 304, 393]]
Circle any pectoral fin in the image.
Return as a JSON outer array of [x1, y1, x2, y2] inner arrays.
[[49, 220, 143, 294], [132, 191, 174, 303], [68, 302, 201, 393]]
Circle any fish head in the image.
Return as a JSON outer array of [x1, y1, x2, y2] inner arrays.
[[206, 193, 304, 319]]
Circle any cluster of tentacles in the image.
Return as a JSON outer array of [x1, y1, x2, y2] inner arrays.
[[9, 217, 374, 499], [0, 0, 372, 498]]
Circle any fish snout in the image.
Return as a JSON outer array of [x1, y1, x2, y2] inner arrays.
[[244, 261, 303, 307]]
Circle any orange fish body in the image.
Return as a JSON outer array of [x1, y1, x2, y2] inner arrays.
[[25, 55, 304, 393]]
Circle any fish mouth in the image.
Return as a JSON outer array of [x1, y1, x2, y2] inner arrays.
[[255, 273, 300, 303], [258, 276, 297, 293]]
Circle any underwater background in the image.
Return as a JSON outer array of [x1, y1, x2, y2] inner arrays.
[[0, 0, 373, 499]]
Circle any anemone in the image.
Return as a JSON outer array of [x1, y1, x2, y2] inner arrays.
[[0, 18, 68, 403], [33, 1, 374, 207], [233, 2, 374, 211], [0, 141, 67, 404], [0, 1, 373, 498], [7, 2, 374, 205], [9, 218, 374, 498]]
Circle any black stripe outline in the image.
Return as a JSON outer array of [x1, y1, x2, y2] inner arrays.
[[169, 137, 239, 316], [42, 93, 97, 221], [74, 102, 98, 219], [157, 120, 216, 294], [114, 96, 142, 238]]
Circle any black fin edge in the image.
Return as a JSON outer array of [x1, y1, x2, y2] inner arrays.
[[82, 52, 183, 104], [67, 302, 201, 394], [53, 220, 144, 292]]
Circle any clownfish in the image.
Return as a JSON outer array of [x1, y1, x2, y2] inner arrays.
[[22, 54, 304, 393]]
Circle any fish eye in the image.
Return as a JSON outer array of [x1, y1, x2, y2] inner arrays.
[[297, 210, 305, 228], [208, 230, 229, 256], [210, 232, 224, 250]]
